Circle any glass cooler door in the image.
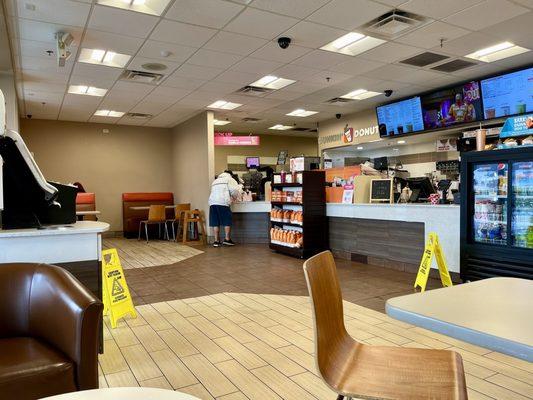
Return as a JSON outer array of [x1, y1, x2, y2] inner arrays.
[[472, 163, 508, 245], [511, 161, 533, 248]]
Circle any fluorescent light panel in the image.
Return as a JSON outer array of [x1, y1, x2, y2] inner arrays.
[[96, 0, 171, 16], [321, 32, 386, 56], [286, 109, 318, 117], [213, 119, 231, 126], [341, 89, 381, 100], [208, 100, 242, 110], [94, 110, 124, 117], [68, 85, 107, 97], [269, 124, 292, 130], [249, 75, 295, 90], [465, 41, 530, 62], [79, 48, 131, 68]]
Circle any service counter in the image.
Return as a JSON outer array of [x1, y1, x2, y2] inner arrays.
[[0, 221, 110, 296], [230, 202, 460, 274]]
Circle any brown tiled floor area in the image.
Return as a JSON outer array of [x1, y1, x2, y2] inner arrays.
[[120, 241, 443, 312]]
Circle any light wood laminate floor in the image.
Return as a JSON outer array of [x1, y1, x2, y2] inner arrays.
[[99, 293, 533, 400]]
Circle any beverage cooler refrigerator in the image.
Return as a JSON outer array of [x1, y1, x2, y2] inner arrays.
[[460, 147, 533, 281]]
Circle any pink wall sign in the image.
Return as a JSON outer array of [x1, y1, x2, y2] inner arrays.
[[214, 136, 260, 146]]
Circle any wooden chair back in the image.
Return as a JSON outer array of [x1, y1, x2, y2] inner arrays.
[[148, 205, 166, 222], [174, 203, 191, 219], [303, 251, 351, 378]]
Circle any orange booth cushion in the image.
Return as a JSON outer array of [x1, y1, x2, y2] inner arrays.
[[122, 193, 173, 202], [76, 192, 95, 205]]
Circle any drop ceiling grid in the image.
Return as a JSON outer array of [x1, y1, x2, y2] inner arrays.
[[2, 0, 532, 131]]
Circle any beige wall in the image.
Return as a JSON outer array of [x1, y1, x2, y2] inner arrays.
[[214, 134, 318, 173], [171, 111, 214, 217], [0, 73, 19, 132], [318, 109, 379, 152], [20, 119, 174, 231]]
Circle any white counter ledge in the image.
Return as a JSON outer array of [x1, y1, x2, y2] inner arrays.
[[0, 221, 110, 238], [231, 201, 271, 213]]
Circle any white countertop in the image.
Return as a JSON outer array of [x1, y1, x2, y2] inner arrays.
[[232, 201, 271, 213], [0, 221, 110, 238]]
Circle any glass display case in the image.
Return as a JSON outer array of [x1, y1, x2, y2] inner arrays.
[[511, 161, 533, 248]]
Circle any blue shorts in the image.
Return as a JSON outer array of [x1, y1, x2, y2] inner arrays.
[[209, 205, 232, 227]]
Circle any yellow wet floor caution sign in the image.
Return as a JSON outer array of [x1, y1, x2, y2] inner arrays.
[[414, 232, 453, 292], [102, 248, 137, 328]]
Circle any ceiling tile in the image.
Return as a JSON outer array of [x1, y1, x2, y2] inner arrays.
[[82, 29, 145, 55], [137, 40, 198, 64], [161, 74, 207, 90], [291, 49, 351, 69], [212, 69, 262, 84], [17, 0, 90, 27], [306, 0, 392, 31], [223, 8, 299, 40], [17, 18, 84, 45], [88, 5, 159, 38], [328, 57, 385, 75], [21, 54, 74, 73], [172, 63, 225, 80], [165, 0, 244, 29], [198, 81, 244, 94], [127, 56, 181, 75], [23, 81, 67, 94], [281, 21, 347, 49], [150, 20, 217, 47], [203, 31, 268, 56], [69, 74, 116, 89], [443, 0, 528, 31], [479, 11, 533, 49], [249, 0, 330, 18], [272, 64, 322, 80], [303, 69, 353, 85], [358, 42, 423, 63], [112, 80, 155, 96], [399, 0, 484, 19], [432, 32, 501, 58], [250, 41, 312, 63], [229, 57, 283, 75], [187, 49, 243, 69], [18, 38, 76, 59], [145, 86, 192, 100], [22, 69, 70, 84], [72, 62, 124, 80], [395, 22, 471, 50]]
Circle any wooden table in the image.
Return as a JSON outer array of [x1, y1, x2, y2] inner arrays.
[[42, 387, 201, 399], [76, 210, 101, 221], [386, 277, 533, 361]]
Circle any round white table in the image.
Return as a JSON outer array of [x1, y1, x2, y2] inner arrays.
[[41, 387, 201, 400]]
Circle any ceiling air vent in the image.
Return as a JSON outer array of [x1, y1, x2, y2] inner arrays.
[[431, 59, 478, 73], [242, 117, 261, 123], [400, 52, 449, 67], [126, 112, 153, 120], [326, 97, 354, 105], [121, 70, 164, 84], [291, 127, 309, 132], [362, 10, 431, 38], [235, 86, 275, 97]]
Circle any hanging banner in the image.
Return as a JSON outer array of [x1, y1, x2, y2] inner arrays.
[[414, 232, 453, 292], [102, 249, 137, 328], [214, 136, 260, 146], [500, 113, 533, 138]]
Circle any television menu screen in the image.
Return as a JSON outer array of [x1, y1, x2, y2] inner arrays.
[[481, 67, 533, 119], [376, 97, 424, 137], [421, 81, 482, 130]]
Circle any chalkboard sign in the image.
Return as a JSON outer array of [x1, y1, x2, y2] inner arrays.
[[370, 179, 393, 203]]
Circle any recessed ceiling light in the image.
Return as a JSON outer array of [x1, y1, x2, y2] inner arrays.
[[94, 109, 124, 117], [249, 75, 295, 90], [269, 124, 293, 130], [208, 100, 242, 110], [321, 32, 386, 56], [357, 146, 363, 150], [213, 119, 231, 126], [397, 140, 406, 144], [465, 42, 529, 62], [286, 109, 318, 117], [393, 148, 399, 151], [68, 85, 107, 97], [79, 48, 131, 68], [96, 0, 171, 16], [341, 89, 381, 100]]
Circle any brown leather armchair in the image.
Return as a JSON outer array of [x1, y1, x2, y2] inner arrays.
[[0, 263, 103, 399]]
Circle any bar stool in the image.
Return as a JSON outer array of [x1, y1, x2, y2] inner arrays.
[[166, 203, 191, 241], [138, 205, 168, 243], [182, 209, 207, 245]]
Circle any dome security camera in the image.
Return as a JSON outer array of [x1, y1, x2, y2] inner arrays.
[[277, 37, 291, 49], [384, 89, 393, 97], [336, 113, 342, 119]]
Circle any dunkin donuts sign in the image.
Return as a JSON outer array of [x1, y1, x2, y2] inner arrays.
[[320, 124, 379, 147]]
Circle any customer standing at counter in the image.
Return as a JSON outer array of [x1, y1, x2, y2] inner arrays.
[[208, 171, 243, 247]]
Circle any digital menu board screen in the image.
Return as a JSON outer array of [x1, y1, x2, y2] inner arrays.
[[421, 81, 482, 130], [481, 67, 533, 119], [377, 97, 424, 137]]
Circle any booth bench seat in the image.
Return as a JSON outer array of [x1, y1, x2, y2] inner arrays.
[[122, 192, 174, 238]]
